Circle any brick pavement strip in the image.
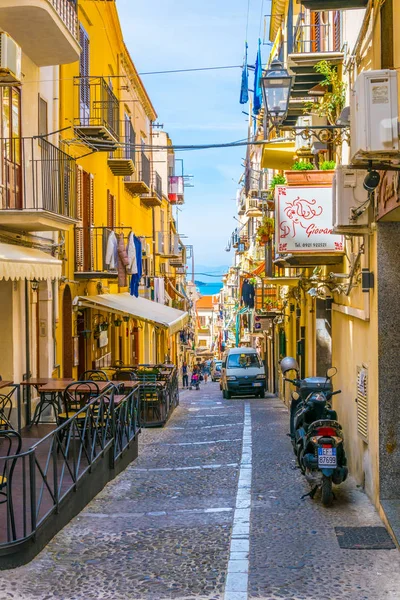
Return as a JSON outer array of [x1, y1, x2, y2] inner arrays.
[[1, 385, 400, 600]]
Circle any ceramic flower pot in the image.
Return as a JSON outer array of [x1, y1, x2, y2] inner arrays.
[[284, 170, 335, 186]]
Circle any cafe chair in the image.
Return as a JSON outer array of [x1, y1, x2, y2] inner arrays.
[[80, 370, 109, 382], [0, 394, 13, 430], [112, 370, 138, 382], [0, 430, 22, 540]]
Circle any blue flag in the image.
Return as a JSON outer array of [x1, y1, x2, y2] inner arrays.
[[239, 43, 249, 105], [253, 38, 263, 115]]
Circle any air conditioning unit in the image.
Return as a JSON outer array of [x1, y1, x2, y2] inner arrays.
[[332, 166, 371, 234], [351, 70, 399, 164], [0, 33, 21, 84]]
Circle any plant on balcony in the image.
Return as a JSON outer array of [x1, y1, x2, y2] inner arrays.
[[320, 160, 336, 170], [256, 216, 275, 244], [269, 173, 286, 191], [291, 161, 314, 171], [303, 60, 346, 126], [114, 318, 123, 327]]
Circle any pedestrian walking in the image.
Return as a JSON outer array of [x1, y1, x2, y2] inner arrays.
[[182, 361, 189, 389]]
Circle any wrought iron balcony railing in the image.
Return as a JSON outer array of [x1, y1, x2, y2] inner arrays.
[[291, 12, 341, 55], [0, 137, 76, 229], [74, 226, 134, 276], [74, 76, 120, 148]]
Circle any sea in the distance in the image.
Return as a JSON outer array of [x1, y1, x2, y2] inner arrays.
[[196, 281, 223, 296]]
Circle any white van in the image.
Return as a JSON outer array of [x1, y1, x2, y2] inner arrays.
[[220, 347, 266, 399]]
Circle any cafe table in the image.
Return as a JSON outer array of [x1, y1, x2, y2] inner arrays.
[[21, 378, 74, 428]]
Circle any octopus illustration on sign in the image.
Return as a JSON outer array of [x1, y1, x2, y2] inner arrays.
[[280, 196, 323, 238], [276, 186, 344, 253]]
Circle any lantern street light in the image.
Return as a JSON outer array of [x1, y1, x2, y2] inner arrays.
[[260, 59, 292, 130]]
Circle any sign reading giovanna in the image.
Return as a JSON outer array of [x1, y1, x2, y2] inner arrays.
[[276, 186, 344, 254]]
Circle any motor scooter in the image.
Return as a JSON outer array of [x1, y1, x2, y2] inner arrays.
[[280, 358, 348, 506]]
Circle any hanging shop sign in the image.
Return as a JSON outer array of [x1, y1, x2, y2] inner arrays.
[[253, 315, 273, 332], [376, 171, 400, 221], [276, 186, 344, 253]]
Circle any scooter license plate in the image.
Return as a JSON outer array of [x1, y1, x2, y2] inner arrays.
[[318, 447, 337, 468]]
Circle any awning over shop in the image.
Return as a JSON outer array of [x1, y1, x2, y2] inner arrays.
[[251, 261, 265, 277], [0, 242, 62, 281], [78, 292, 188, 335], [261, 141, 296, 170]]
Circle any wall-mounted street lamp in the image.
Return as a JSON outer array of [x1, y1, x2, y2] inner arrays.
[[30, 279, 39, 292], [261, 59, 292, 131]]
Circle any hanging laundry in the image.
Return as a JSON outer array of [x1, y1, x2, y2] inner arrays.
[[126, 232, 138, 275], [241, 278, 255, 308], [105, 230, 118, 269], [253, 39, 263, 115], [129, 235, 142, 297], [240, 42, 249, 105], [117, 233, 129, 287]]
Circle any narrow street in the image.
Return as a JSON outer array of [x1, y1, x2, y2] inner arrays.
[[2, 384, 400, 600]]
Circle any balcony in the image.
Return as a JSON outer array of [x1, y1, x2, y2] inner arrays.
[[246, 198, 263, 218], [125, 152, 150, 195], [108, 136, 135, 177], [156, 233, 180, 258], [74, 77, 120, 150], [287, 13, 344, 101], [0, 137, 77, 231], [74, 226, 132, 279], [168, 175, 184, 205], [140, 171, 163, 208], [0, 0, 80, 66]]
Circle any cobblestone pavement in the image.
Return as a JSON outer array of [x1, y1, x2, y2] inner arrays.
[[1, 384, 400, 600]]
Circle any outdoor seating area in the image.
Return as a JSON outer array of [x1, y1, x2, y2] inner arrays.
[[0, 363, 179, 567]]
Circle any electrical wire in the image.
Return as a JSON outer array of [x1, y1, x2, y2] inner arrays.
[[245, 0, 251, 41], [139, 65, 242, 75]]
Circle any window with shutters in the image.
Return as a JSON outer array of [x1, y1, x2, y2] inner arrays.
[[124, 114, 135, 163], [79, 25, 90, 125], [357, 365, 368, 442], [333, 11, 341, 52], [82, 170, 93, 271], [75, 166, 84, 271], [107, 190, 116, 229], [311, 12, 321, 53]]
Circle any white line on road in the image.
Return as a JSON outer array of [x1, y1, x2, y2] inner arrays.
[[150, 438, 242, 447], [131, 463, 239, 472], [82, 507, 234, 519], [224, 401, 252, 600]]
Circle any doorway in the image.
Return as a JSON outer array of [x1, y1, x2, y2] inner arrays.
[[316, 298, 332, 376], [62, 285, 73, 378]]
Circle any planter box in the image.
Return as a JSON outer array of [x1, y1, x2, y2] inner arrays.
[[284, 170, 335, 187]]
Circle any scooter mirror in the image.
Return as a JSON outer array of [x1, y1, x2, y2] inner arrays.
[[326, 367, 337, 379], [292, 391, 300, 401]]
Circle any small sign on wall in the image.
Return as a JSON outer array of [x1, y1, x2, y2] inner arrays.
[[98, 330, 108, 349]]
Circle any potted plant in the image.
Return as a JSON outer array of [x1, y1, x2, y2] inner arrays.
[[285, 160, 335, 186], [267, 174, 287, 207], [256, 216, 275, 245], [114, 318, 123, 327], [320, 160, 336, 170]]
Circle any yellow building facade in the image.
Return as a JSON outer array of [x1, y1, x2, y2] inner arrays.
[[0, 0, 188, 428]]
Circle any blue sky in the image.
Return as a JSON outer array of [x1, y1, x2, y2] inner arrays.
[[117, 0, 270, 268]]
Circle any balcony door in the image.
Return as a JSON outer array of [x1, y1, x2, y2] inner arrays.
[[0, 87, 21, 210], [76, 167, 94, 272]]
